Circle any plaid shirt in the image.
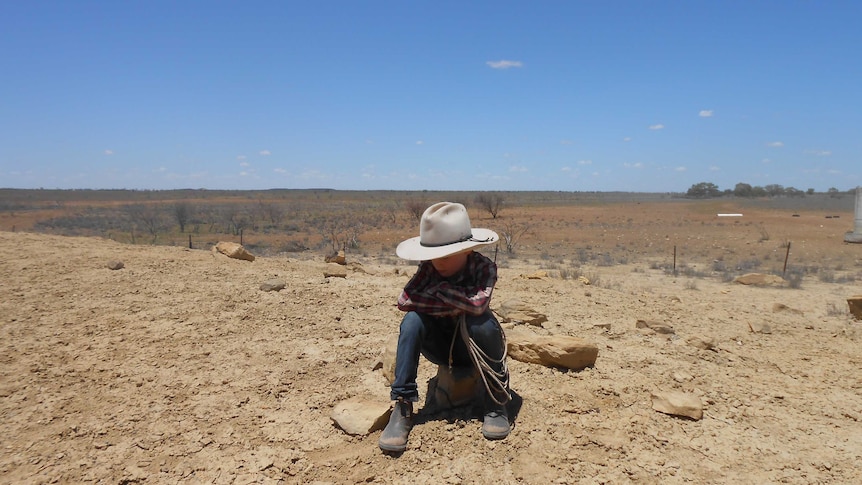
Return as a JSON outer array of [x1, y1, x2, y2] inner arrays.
[[397, 251, 497, 317]]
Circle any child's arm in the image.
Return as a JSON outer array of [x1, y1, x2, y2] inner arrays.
[[432, 256, 497, 316]]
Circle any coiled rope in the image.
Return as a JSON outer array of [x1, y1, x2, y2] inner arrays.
[[448, 313, 511, 406]]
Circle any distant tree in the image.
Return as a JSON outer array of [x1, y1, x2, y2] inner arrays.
[[827, 187, 841, 198], [764, 184, 785, 197], [475, 192, 505, 219], [126, 204, 164, 243], [751, 186, 767, 197], [173, 201, 192, 232], [806, 188, 815, 195], [500, 220, 532, 254], [785, 187, 804, 198], [734, 183, 753, 197], [686, 182, 721, 198]]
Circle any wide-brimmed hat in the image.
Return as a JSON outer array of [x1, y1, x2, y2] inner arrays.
[[396, 202, 499, 261]]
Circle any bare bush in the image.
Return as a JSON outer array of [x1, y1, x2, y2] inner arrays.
[[475, 192, 505, 219], [405, 199, 427, 222], [500, 221, 532, 254]]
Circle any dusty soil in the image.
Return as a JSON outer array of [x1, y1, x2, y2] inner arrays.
[[2, 199, 862, 484]]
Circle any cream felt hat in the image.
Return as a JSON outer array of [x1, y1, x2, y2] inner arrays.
[[396, 202, 498, 261]]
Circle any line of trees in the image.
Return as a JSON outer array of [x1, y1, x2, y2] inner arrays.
[[686, 182, 850, 199]]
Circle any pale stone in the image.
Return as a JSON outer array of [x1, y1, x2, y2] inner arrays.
[[772, 302, 803, 315], [687, 336, 716, 351], [651, 391, 703, 420], [636, 319, 675, 334], [748, 321, 772, 334], [506, 330, 598, 370], [259, 279, 285, 292], [733, 273, 786, 287], [323, 264, 347, 278], [495, 300, 548, 327], [577, 275, 590, 285], [523, 270, 548, 280], [214, 241, 255, 262], [330, 397, 392, 436], [374, 335, 398, 385], [106, 260, 124, 270]]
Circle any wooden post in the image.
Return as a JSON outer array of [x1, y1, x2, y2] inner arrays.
[[783, 241, 791, 276], [240, 229, 243, 245], [673, 245, 677, 274], [188, 234, 192, 249]]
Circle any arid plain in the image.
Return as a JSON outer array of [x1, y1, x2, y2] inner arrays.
[[1, 190, 861, 484]]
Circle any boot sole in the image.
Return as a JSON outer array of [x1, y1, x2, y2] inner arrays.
[[378, 441, 407, 453]]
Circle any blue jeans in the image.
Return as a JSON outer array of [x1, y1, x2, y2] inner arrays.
[[390, 311, 506, 402]]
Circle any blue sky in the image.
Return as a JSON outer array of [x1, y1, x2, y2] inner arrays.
[[1, 1, 860, 192]]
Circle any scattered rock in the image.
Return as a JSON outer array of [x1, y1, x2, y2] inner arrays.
[[772, 303, 804, 315], [577, 275, 590, 285], [733, 273, 786, 287], [651, 391, 703, 420], [374, 335, 398, 385], [106, 260, 124, 270], [686, 336, 716, 351], [747, 321, 772, 334], [214, 242, 255, 262], [325, 251, 346, 265], [593, 323, 612, 331], [636, 319, 675, 335], [259, 279, 286, 292], [522, 270, 548, 280], [330, 397, 391, 436], [495, 300, 548, 327], [506, 330, 598, 370], [323, 265, 347, 278], [848, 296, 862, 320]]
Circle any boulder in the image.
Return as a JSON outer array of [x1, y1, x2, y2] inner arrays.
[[506, 330, 598, 370], [214, 242, 255, 262], [733, 273, 786, 287], [495, 300, 548, 327], [330, 396, 391, 436], [522, 270, 548, 280], [323, 264, 347, 278], [373, 335, 399, 385], [106, 260, 124, 270], [651, 391, 703, 420]]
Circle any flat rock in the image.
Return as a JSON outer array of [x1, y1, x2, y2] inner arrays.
[[772, 302, 804, 315], [636, 319, 675, 334], [426, 365, 481, 410], [734, 273, 786, 287], [214, 241, 255, 262], [323, 264, 347, 278], [106, 260, 124, 270], [259, 279, 286, 292], [506, 330, 598, 370], [374, 335, 398, 385], [651, 391, 703, 420], [330, 397, 391, 436], [495, 300, 548, 327], [686, 336, 716, 351]]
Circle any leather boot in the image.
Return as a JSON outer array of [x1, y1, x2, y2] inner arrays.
[[378, 398, 413, 452], [482, 398, 510, 440]]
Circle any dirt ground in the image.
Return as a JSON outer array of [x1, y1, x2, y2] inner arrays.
[[2, 199, 862, 484]]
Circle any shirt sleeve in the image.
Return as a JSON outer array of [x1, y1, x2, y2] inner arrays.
[[431, 254, 497, 316]]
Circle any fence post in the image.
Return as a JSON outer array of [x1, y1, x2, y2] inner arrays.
[[189, 234, 192, 249], [673, 245, 677, 274], [783, 241, 791, 276]]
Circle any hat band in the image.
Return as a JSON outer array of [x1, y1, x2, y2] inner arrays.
[[420, 233, 493, 248]]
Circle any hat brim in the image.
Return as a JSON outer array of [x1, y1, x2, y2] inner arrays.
[[396, 228, 499, 261]]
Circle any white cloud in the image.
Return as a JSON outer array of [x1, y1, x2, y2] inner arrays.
[[259, 150, 271, 156], [827, 169, 842, 174], [699, 110, 714, 117], [762, 158, 772, 164], [274, 168, 287, 174], [767, 141, 784, 147], [237, 155, 247, 160], [623, 137, 632, 142], [240, 162, 249, 167], [560, 139, 573, 145], [104, 149, 114, 155], [509, 165, 528, 172], [709, 165, 720, 171], [578, 160, 592, 165], [486, 60, 523, 69], [155, 167, 167, 173], [804, 149, 832, 156], [649, 124, 664, 130], [561, 166, 572, 172], [624, 162, 644, 169], [416, 140, 424, 145], [675, 166, 687, 172]]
